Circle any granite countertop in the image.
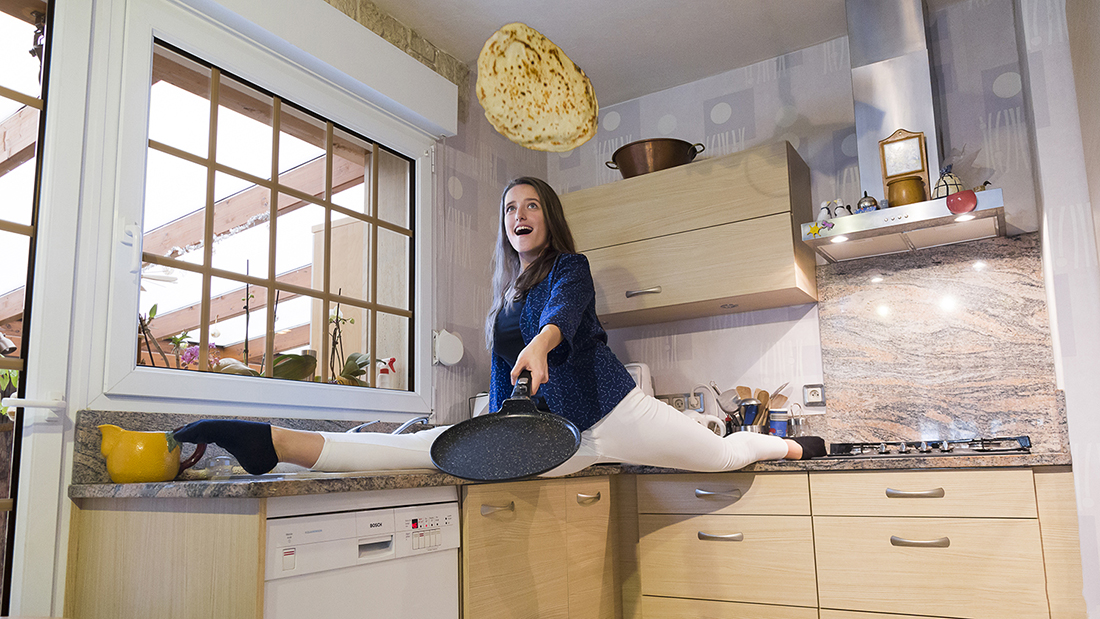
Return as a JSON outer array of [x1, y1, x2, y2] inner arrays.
[[68, 451, 1072, 500]]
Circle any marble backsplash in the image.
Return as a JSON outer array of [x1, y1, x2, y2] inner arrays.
[[812, 232, 1068, 453]]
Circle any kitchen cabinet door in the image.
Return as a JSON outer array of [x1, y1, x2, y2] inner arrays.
[[814, 516, 1048, 619], [638, 513, 817, 607], [565, 477, 616, 619], [462, 480, 569, 619]]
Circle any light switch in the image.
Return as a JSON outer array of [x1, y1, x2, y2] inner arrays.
[[282, 548, 296, 571]]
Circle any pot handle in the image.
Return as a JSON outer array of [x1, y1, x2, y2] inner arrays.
[[179, 442, 207, 473], [605, 161, 619, 170], [172, 425, 208, 473], [691, 143, 705, 155], [510, 369, 533, 399]]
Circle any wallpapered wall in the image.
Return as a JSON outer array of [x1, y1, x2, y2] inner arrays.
[[430, 82, 547, 425]]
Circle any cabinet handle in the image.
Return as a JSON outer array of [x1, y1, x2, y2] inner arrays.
[[694, 488, 742, 500], [576, 492, 601, 504], [698, 532, 744, 542], [625, 286, 662, 298], [890, 535, 950, 548], [885, 487, 945, 498], [480, 501, 515, 516]]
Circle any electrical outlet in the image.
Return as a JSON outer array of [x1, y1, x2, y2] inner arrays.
[[803, 384, 826, 406], [657, 393, 696, 412]]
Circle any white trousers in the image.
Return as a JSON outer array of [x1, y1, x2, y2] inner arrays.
[[312, 387, 789, 475]]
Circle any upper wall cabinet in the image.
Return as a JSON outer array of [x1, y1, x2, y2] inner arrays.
[[560, 141, 816, 329]]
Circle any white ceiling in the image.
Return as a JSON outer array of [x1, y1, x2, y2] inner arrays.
[[369, 0, 849, 106]]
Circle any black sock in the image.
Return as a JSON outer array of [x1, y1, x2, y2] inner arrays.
[[173, 419, 279, 475], [791, 436, 827, 460]]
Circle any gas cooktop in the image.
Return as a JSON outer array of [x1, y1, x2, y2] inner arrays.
[[825, 436, 1032, 458]]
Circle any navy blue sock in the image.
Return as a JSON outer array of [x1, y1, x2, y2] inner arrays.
[[173, 419, 279, 475], [791, 436, 827, 460]]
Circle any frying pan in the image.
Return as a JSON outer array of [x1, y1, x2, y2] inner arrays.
[[430, 370, 581, 481]]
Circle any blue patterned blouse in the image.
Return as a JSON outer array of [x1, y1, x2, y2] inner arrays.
[[490, 252, 637, 431]]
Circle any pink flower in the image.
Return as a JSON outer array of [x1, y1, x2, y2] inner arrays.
[[182, 343, 221, 367]]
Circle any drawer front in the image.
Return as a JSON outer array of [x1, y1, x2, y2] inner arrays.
[[585, 214, 802, 316], [639, 514, 816, 607], [810, 469, 1037, 518], [643, 595, 819, 619], [815, 516, 1049, 619], [637, 472, 809, 515], [561, 141, 796, 251]]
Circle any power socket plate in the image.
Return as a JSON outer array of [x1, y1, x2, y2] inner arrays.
[[803, 384, 826, 406]]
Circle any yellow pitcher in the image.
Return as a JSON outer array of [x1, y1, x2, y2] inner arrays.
[[99, 424, 206, 483]]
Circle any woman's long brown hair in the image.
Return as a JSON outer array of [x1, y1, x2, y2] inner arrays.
[[484, 177, 577, 351]]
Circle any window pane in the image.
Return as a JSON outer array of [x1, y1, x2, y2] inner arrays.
[[0, 230, 28, 360], [375, 312, 408, 391], [377, 147, 410, 229], [275, 196, 325, 292], [138, 263, 203, 369], [0, 11, 43, 100], [216, 74, 273, 179], [377, 227, 409, 310], [329, 215, 371, 303], [142, 150, 207, 257], [211, 172, 268, 277], [278, 104, 326, 197], [270, 293, 318, 381], [325, 302, 369, 386], [0, 282, 24, 359], [331, 128, 370, 213], [210, 276, 267, 372], [0, 152, 36, 227], [149, 45, 211, 158]]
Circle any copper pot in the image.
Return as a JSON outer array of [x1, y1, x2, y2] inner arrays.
[[606, 139, 704, 179], [886, 175, 926, 207]]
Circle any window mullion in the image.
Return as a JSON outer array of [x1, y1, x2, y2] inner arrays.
[[320, 121, 334, 383], [198, 67, 220, 372], [263, 97, 281, 377], [368, 142, 379, 388]]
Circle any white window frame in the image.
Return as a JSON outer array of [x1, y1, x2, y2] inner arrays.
[[76, 0, 454, 419]]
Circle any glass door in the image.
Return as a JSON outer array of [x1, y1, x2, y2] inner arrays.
[[0, 0, 49, 611]]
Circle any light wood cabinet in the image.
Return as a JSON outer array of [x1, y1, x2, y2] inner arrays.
[[635, 472, 817, 613], [65, 497, 264, 619], [461, 476, 616, 619], [811, 469, 1050, 619], [559, 141, 816, 328], [1034, 467, 1088, 618]]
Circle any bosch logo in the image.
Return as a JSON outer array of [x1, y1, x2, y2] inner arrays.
[[370, 522, 382, 528]]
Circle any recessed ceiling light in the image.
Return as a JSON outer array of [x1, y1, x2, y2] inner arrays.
[[830, 235, 848, 243]]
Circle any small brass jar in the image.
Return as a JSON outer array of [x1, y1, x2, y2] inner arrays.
[[886, 175, 926, 207]]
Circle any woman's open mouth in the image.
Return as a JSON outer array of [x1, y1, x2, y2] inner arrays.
[[514, 225, 533, 236]]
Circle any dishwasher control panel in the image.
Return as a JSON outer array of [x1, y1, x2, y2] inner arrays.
[[265, 501, 458, 580], [395, 503, 459, 558]]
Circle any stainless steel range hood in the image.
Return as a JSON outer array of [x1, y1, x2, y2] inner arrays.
[[801, 188, 1005, 262], [797, 0, 1006, 263]]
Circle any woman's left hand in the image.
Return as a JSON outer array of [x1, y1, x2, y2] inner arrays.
[[510, 324, 562, 395]]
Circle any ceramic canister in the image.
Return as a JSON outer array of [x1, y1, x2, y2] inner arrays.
[[887, 175, 926, 207]]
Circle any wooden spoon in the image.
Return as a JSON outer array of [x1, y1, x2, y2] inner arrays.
[[756, 391, 769, 425], [770, 393, 788, 410], [736, 386, 753, 400]]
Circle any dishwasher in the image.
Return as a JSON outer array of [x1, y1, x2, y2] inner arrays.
[[263, 486, 460, 619]]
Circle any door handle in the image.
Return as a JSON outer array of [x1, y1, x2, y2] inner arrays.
[[694, 488, 742, 500], [698, 531, 744, 542], [885, 487, 945, 498], [1, 394, 64, 422], [890, 535, 950, 548], [480, 501, 515, 516]]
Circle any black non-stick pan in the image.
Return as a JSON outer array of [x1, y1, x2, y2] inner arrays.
[[430, 370, 581, 481]]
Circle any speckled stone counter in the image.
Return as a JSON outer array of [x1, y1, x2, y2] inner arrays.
[[69, 453, 1071, 499]]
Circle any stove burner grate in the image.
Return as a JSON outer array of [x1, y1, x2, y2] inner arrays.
[[826, 436, 1031, 458]]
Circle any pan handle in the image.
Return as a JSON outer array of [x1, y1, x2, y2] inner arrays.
[[480, 501, 516, 516], [510, 369, 532, 399]]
